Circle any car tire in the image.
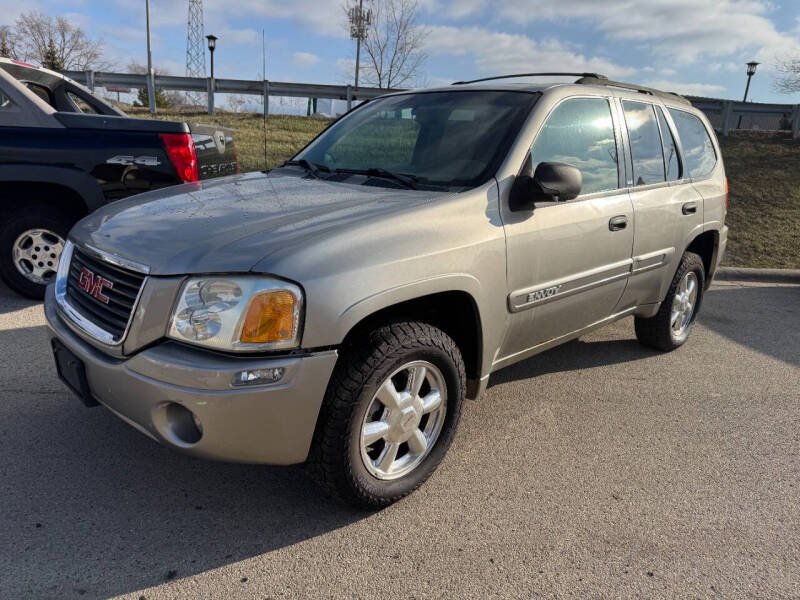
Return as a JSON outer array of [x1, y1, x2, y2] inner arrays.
[[634, 251, 705, 352], [307, 321, 466, 509], [0, 205, 74, 299]]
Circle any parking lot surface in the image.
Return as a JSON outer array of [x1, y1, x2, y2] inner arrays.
[[0, 280, 798, 599]]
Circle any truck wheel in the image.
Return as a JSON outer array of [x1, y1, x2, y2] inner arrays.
[[0, 205, 73, 299], [308, 321, 465, 509], [634, 251, 705, 352]]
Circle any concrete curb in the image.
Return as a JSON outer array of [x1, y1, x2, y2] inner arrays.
[[715, 267, 800, 284]]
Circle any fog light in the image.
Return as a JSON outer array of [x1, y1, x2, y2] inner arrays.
[[232, 367, 285, 387]]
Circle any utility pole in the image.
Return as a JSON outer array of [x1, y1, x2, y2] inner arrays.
[[145, 0, 156, 114], [349, 0, 372, 88]]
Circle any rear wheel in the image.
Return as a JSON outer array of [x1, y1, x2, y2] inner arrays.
[[308, 321, 465, 508], [635, 251, 705, 351], [0, 205, 73, 299]]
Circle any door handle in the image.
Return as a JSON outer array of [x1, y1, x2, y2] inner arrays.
[[608, 215, 628, 231], [682, 202, 698, 215]]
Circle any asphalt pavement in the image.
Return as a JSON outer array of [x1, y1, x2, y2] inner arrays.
[[0, 280, 798, 599]]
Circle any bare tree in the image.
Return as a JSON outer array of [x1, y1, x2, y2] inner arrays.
[[226, 94, 248, 113], [348, 0, 427, 89], [775, 55, 800, 94], [13, 11, 110, 71]]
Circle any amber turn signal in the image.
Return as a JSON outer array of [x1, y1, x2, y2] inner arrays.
[[240, 290, 297, 344]]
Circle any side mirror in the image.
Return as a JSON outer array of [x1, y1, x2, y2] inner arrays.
[[510, 161, 583, 211]]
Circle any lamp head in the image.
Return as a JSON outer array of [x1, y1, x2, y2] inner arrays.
[[746, 61, 759, 76], [206, 34, 217, 51]]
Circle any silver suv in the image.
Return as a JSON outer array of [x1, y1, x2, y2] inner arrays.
[[45, 73, 728, 507]]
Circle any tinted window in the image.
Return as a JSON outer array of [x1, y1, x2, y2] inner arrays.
[[622, 100, 665, 186], [0, 89, 15, 110], [68, 91, 99, 114], [530, 97, 618, 195], [656, 107, 681, 181], [668, 108, 716, 179], [299, 91, 536, 190]]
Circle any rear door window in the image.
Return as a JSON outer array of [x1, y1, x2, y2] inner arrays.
[[656, 106, 681, 181], [530, 97, 619, 195], [622, 100, 665, 186], [668, 108, 717, 179]]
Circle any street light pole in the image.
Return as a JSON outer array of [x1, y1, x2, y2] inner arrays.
[[145, 0, 156, 114], [206, 34, 217, 115], [737, 61, 759, 129], [742, 61, 759, 102]]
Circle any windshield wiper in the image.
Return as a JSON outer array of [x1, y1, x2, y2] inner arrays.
[[335, 167, 420, 190], [283, 159, 330, 179]]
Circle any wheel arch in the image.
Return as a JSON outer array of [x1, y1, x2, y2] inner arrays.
[[0, 165, 105, 219], [337, 284, 485, 399], [685, 229, 719, 289]]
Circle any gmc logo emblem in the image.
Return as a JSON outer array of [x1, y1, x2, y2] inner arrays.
[[78, 268, 113, 304]]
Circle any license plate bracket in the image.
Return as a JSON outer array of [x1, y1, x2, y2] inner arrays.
[[51, 338, 99, 407]]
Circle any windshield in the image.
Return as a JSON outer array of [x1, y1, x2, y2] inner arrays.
[[294, 90, 537, 190]]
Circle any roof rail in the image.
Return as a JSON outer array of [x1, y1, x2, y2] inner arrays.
[[575, 75, 691, 105], [452, 72, 608, 85]]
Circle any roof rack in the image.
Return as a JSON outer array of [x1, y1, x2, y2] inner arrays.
[[575, 75, 691, 105], [451, 72, 608, 85], [451, 71, 691, 105]]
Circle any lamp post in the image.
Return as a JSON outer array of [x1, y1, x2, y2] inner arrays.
[[737, 61, 759, 129], [743, 61, 759, 102], [206, 34, 217, 114]]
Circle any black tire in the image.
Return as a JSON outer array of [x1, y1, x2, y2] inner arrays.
[[635, 251, 705, 352], [307, 321, 466, 509], [0, 205, 74, 299]]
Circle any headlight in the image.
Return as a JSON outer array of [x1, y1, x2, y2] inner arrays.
[[168, 276, 303, 351]]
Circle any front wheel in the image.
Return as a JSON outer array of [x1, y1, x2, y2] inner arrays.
[[308, 321, 465, 508], [635, 251, 705, 351], [0, 205, 73, 299]]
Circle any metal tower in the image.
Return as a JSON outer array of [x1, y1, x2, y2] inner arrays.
[[185, 0, 206, 106]]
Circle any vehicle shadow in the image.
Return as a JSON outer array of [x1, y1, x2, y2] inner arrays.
[[0, 325, 366, 599], [488, 337, 658, 388], [0, 279, 40, 315], [698, 284, 800, 368]]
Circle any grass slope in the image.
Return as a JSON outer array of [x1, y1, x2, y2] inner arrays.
[[718, 134, 799, 269], [134, 109, 799, 268]]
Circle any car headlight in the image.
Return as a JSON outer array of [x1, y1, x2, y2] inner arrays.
[[168, 276, 303, 351]]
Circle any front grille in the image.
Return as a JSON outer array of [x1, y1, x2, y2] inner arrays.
[[65, 248, 146, 341]]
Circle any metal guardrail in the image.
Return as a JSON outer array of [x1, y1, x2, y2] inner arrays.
[[686, 96, 800, 139], [63, 70, 800, 138], [63, 70, 391, 114]]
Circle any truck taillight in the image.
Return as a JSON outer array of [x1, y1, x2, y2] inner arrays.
[[160, 133, 198, 183]]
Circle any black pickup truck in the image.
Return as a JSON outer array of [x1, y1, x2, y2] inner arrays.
[[0, 58, 238, 298]]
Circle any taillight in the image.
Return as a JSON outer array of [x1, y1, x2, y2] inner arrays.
[[160, 133, 198, 183]]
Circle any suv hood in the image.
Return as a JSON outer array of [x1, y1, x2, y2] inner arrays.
[[71, 171, 443, 275]]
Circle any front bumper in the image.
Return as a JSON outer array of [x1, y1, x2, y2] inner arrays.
[[45, 285, 338, 465]]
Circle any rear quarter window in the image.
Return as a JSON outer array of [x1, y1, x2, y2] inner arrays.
[[668, 108, 717, 180]]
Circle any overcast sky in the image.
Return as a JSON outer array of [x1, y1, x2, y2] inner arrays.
[[6, 0, 800, 103]]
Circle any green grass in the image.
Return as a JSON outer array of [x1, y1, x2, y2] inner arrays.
[[128, 107, 332, 172], [132, 109, 799, 269]]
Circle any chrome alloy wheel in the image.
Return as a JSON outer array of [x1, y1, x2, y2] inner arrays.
[[671, 270, 698, 340], [359, 360, 447, 480], [12, 229, 65, 285]]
